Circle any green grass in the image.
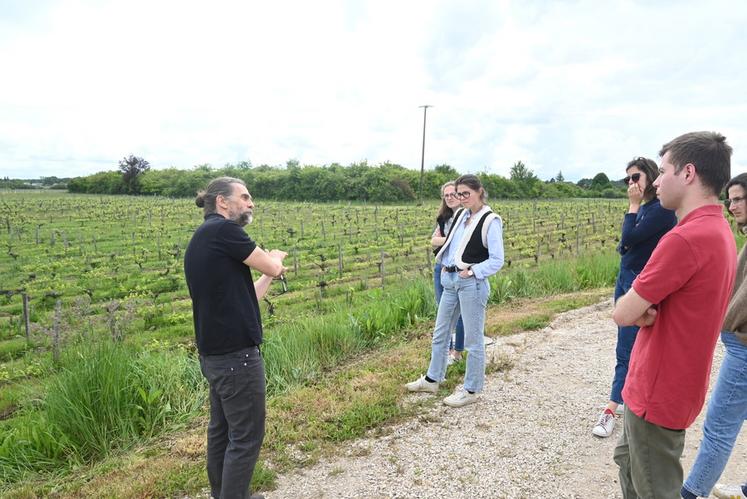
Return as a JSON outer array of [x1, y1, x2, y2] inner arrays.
[[262, 278, 434, 396], [0, 338, 30, 362], [489, 289, 610, 337], [489, 250, 618, 303], [0, 248, 620, 495], [0, 379, 42, 421], [514, 313, 552, 331], [0, 277, 435, 488], [545, 294, 607, 313], [0, 342, 206, 484]]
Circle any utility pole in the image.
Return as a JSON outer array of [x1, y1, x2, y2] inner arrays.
[[418, 104, 432, 202]]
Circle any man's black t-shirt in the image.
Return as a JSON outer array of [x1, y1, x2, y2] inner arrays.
[[184, 213, 261, 355]]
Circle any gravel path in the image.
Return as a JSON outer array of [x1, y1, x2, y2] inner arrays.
[[266, 299, 747, 498]]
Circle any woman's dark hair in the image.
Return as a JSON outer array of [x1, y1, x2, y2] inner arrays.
[[436, 181, 457, 224], [626, 157, 659, 202], [455, 174, 487, 202], [196, 177, 245, 215], [725, 173, 747, 232], [725, 172, 747, 196]]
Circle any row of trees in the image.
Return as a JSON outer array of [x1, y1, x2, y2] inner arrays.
[[65, 157, 627, 201], [0, 176, 71, 190]]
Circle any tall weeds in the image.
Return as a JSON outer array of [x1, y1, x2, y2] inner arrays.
[[263, 278, 434, 395], [0, 342, 205, 483], [489, 251, 618, 303]]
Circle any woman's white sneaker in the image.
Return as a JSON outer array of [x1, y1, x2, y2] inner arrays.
[[443, 388, 478, 407], [405, 376, 439, 393], [713, 483, 747, 499], [592, 409, 616, 437]]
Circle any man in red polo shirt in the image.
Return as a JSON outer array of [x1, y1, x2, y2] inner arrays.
[[611, 131, 737, 499]]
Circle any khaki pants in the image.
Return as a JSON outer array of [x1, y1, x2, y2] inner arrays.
[[613, 406, 686, 499]]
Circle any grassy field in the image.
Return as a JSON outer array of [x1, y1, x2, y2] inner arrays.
[[0, 191, 630, 495]]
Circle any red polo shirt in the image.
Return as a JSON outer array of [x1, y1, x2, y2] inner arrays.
[[623, 204, 737, 430]]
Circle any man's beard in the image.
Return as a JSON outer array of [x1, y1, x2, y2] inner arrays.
[[232, 210, 253, 227]]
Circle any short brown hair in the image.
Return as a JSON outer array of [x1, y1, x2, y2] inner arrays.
[[659, 131, 732, 196]]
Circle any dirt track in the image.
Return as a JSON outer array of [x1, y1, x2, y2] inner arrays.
[[266, 300, 747, 498]]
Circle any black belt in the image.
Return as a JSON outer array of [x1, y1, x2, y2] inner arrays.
[[202, 345, 259, 358], [442, 265, 459, 273]]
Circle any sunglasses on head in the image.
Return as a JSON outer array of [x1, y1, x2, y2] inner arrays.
[[623, 173, 641, 184]]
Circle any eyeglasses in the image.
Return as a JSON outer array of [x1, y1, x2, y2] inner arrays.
[[725, 195, 746, 208], [442, 193, 459, 199], [455, 191, 471, 199], [623, 173, 642, 184]]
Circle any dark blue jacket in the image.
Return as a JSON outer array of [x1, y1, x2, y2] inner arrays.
[[618, 198, 677, 273]]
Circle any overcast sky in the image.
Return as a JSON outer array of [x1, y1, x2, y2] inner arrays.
[[2, 0, 746, 182]]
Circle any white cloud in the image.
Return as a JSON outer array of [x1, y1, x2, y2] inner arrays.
[[1, 0, 746, 182]]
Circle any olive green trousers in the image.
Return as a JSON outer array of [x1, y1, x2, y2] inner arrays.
[[613, 406, 686, 499]]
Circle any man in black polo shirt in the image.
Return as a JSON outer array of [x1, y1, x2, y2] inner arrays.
[[184, 177, 286, 499]]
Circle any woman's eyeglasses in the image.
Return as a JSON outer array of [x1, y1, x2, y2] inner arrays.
[[623, 173, 642, 184], [725, 195, 746, 208], [443, 191, 472, 200]]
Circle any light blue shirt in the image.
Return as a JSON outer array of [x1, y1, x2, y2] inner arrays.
[[442, 210, 505, 280]]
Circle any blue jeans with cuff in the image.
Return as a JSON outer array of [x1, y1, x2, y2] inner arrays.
[[427, 270, 489, 393]]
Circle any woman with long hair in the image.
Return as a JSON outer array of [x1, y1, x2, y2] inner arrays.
[[431, 181, 465, 363], [681, 173, 747, 499], [592, 157, 677, 437], [406, 174, 504, 407]]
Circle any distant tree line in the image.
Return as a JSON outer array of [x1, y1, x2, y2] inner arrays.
[[0, 176, 70, 190], [61, 157, 627, 201]]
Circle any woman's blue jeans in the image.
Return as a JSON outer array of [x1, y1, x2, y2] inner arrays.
[[610, 266, 640, 404], [427, 270, 490, 393], [434, 262, 464, 352], [683, 331, 747, 497]]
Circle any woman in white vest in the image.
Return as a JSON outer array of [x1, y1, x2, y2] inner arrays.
[[406, 174, 505, 407]]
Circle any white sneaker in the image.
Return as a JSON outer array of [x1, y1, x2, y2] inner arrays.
[[615, 404, 625, 416], [405, 375, 438, 393], [443, 388, 478, 407], [483, 335, 494, 346], [592, 410, 616, 437], [713, 483, 747, 499]]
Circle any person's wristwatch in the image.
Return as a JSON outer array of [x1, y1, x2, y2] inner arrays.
[[466, 267, 474, 277]]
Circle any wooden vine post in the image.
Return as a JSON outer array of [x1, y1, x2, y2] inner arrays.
[[337, 244, 344, 278], [52, 299, 62, 364], [22, 292, 30, 343], [380, 250, 386, 288]]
